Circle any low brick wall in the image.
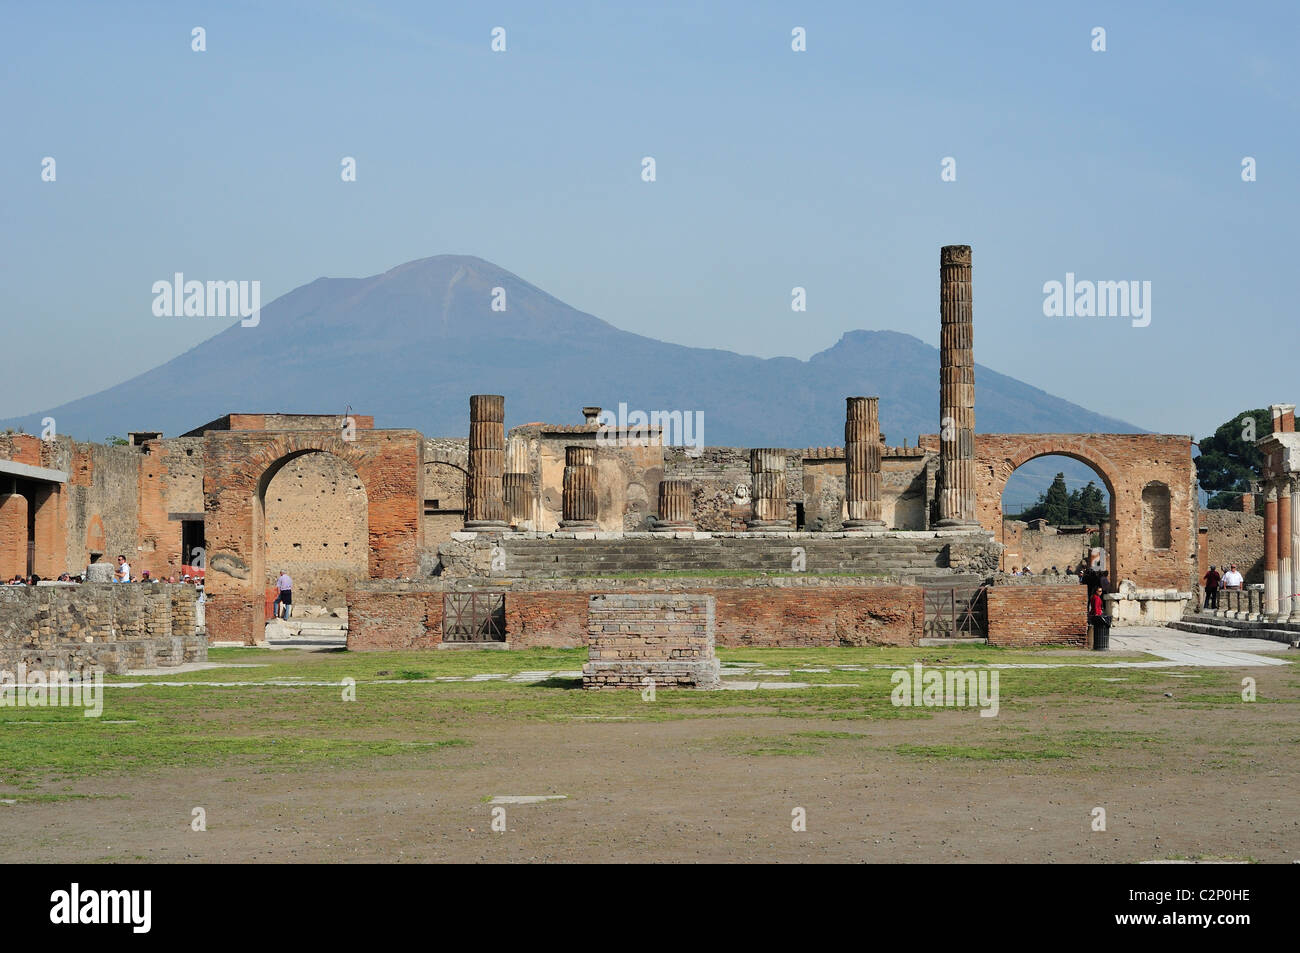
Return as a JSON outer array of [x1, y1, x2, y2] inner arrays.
[[583, 594, 720, 689], [986, 581, 1086, 646], [0, 583, 206, 674], [347, 577, 926, 650]]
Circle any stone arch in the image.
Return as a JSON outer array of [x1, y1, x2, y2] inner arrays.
[[259, 449, 368, 608], [422, 459, 468, 547], [1141, 481, 1172, 550], [202, 428, 422, 644], [989, 445, 1118, 576]]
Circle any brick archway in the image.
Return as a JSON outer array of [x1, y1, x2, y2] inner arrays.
[[986, 444, 1120, 578], [969, 434, 1195, 589], [203, 429, 423, 644]]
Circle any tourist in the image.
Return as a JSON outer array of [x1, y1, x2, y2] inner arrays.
[[114, 554, 131, 583], [1203, 565, 1221, 610], [1222, 564, 1244, 590], [274, 569, 293, 619]]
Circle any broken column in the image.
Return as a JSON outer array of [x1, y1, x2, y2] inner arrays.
[[465, 394, 508, 530], [747, 448, 792, 530], [0, 491, 28, 580], [936, 244, 978, 527], [503, 433, 531, 529], [843, 396, 886, 531], [560, 445, 597, 529], [653, 480, 695, 532]]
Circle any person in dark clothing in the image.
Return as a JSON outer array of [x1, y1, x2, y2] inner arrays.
[[1203, 565, 1221, 609], [1081, 565, 1101, 607]]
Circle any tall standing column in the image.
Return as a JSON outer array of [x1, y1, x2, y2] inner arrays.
[[560, 445, 598, 529], [747, 449, 792, 530], [1279, 483, 1293, 621], [465, 394, 508, 530], [1263, 482, 1279, 618], [936, 244, 978, 527], [653, 480, 695, 532], [843, 396, 886, 531]]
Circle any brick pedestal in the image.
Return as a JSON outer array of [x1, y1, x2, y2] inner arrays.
[[582, 593, 721, 689]]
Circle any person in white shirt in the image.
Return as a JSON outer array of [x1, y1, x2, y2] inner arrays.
[[114, 554, 131, 583], [1221, 565, 1244, 589]]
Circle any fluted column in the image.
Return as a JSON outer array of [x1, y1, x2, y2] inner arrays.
[[1279, 482, 1292, 621], [503, 433, 531, 528], [465, 394, 508, 530], [560, 445, 597, 529], [1263, 482, 1279, 618], [844, 396, 886, 531], [653, 480, 695, 532], [937, 244, 978, 527], [747, 449, 792, 530]]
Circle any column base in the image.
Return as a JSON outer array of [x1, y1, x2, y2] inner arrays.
[[842, 519, 887, 532], [559, 520, 597, 530], [935, 518, 982, 529], [463, 520, 509, 532], [650, 521, 696, 534], [745, 520, 793, 531]]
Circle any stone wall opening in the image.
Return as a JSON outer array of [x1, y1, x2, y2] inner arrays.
[[260, 451, 368, 608], [1142, 481, 1172, 551]]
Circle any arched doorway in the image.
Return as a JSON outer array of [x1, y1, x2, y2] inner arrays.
[[995, 451, 1118, 579], [256, 450, 368, 610]]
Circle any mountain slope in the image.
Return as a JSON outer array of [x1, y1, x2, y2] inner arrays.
[[1, 255, 1141, 448]]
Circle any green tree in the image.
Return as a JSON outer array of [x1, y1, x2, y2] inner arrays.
[[1074, 481, 1108, 524], [1040, 472, 1071, 524], [104, 435, 130, 446], [1196, 409, 1269, 511]]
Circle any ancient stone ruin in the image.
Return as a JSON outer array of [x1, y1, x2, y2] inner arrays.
[[0, 246, 1223, 662]]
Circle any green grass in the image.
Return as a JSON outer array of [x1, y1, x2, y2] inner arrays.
[[1, 644, 1289, 792]]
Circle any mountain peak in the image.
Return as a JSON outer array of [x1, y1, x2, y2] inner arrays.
[[0, 255, 1140, 444]]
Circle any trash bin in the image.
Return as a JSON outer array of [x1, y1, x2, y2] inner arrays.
[[1091, 614, 1111, 651]]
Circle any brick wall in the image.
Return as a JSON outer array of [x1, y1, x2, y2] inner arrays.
[[986, 582, 1086, 646], [347, 579, 924, 650]]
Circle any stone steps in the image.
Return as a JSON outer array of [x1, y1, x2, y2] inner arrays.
[[494, 536, 954, 579], [1167, 617, 1300, 646]]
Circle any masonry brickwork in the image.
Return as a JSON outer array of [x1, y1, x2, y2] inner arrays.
[[582, 593, 721, 689], [1199, 509, 1264, 584], [986, 578, 1086, 646], [264, 451, 369, 607], [202, 428, 423, 644], [920, 432, 1196, 589], [347, 577, 925, 650], [0, 583, 205, 674]]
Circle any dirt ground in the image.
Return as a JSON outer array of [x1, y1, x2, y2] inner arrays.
[[5, 670, 1298, 863]]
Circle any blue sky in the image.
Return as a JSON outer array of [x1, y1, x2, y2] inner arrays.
[[1, 0, 1295, 440]]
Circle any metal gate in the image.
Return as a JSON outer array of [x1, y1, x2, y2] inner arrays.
[[442, 592, 506, 643], [923, 585, 988, 639]]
